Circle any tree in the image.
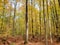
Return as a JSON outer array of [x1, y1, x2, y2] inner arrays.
[[24, 0, 28, 44], [39, 0, 42, 41], [43, 0, 48, 45], [53, 0, 59, 36]]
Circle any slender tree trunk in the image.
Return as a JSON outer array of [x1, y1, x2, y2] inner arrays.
[[24, 0, 28, 44], [31, 0, 34, 38], [9, 3, 12, 28], [50, 1, 56, 36], [53, 0, 59, 36], [47, 0, 53, 44], [49, 0, 55, 44], [12, 0, 17, 36], [39, 0, 41, 41], [43, 0, 48, 45]]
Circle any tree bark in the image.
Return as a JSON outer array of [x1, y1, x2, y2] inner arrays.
[[24, 0, 28, 44], [39, 0, 41, 41], [12, 0, 17, 36], [53, 0, 59, 36], [43, 0, 48, 45]]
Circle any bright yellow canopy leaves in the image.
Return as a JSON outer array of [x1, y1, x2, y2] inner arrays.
[[0, 0, 60, 37]]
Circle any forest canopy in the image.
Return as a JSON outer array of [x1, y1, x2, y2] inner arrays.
[[0, 0, 60, 37]]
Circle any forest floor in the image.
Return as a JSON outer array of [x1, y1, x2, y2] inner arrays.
[[0, 35, 60, 45]]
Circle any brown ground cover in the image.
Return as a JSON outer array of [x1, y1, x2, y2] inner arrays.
[[0, 35, 60, 45]]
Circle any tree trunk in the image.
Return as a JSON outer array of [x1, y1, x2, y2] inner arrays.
[[12, 0, 17, 36], [43, 0, 48, 45], [53, 0, 59, 36], [24, 0, 28, 44], [39, 0, 41, 41]]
